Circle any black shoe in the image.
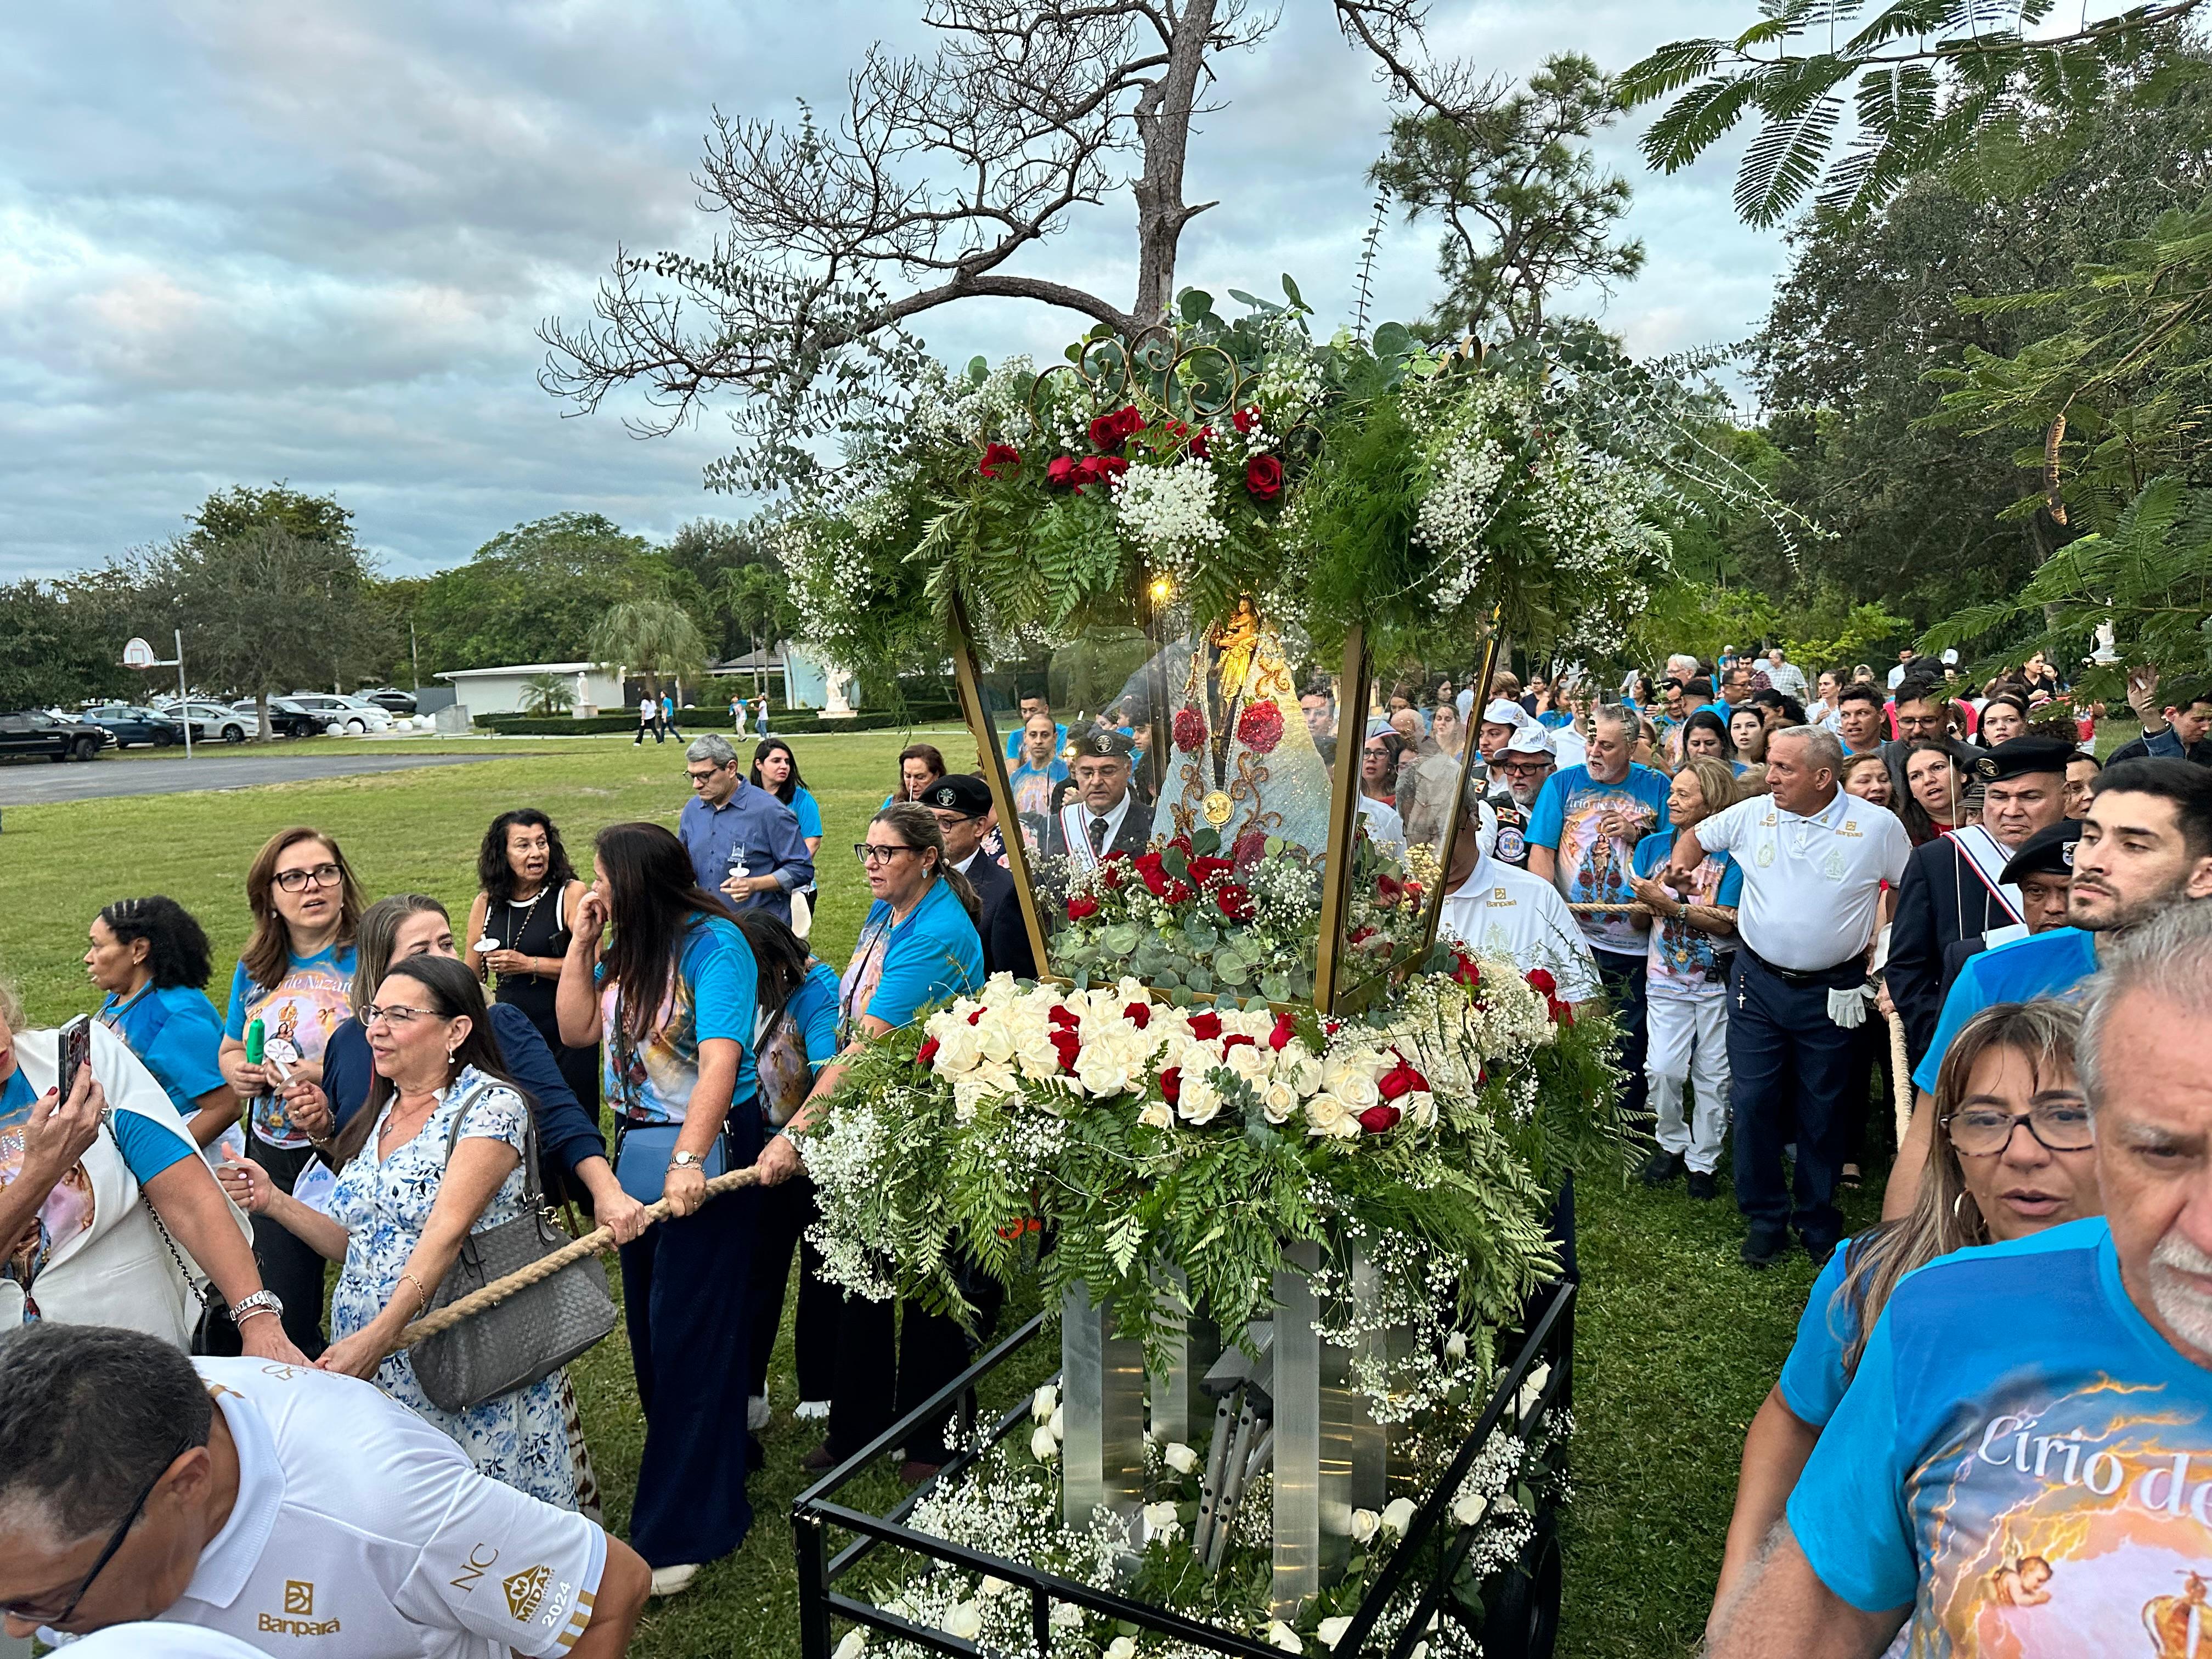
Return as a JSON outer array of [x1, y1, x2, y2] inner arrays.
[[1639, 1150, 1685, 1187], [1741, 1229, 1787, 1268], [1803, 1236, 1838, 1268], [800, 1442, 837, 1473], [1685, 1170, 1717, 1201]]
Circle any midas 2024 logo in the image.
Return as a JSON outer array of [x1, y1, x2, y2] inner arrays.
[[504, 1563, 552, 1623]]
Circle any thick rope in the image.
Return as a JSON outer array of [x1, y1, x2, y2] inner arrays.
[[1887, 1009, 1912, 1147], [395, 1166, 761, 1350]]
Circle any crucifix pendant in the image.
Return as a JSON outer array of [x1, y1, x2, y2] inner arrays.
[[1736, 988, 1747, 1009]]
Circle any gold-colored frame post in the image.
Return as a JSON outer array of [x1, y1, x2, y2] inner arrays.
[[1416, 607, 1505, 962], [1313, 625, 1372, 1016], [945, 591, 1054, 980]]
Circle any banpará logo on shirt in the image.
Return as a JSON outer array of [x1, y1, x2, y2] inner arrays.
[[257, 1583, 340, 1637], [284, 1582, 314, 1616], [504, 1562, 553, 1623]]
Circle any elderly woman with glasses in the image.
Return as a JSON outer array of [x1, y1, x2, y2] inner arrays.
[[1711, 1000, 2099, 1628], [759, 802, 985, 1483], [219, 955, 584, 1510], [213, 826, 365, 1358]]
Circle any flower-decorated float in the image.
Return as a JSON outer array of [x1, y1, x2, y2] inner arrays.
[[783, 288, 1750, 1659]]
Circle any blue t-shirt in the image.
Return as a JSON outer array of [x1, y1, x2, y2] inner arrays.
[[1537, 710, 1574, 729], [0, 1066, 192, 1186], [98, 984, 228, 1119], [788, 786, 824, 840], [1788, 1219, 2212, 1637], [1778, 1236, 1858, 1430], [786, 962, 843, 1066], [1004, 721, 1069, 760], [839, 878, 984, 1040], [1630, 836, 1742, 995], [224, 943, 359, 1149], [1526, 763, 1674, 956], [600, 915, 758, 1126], [1910, 927, 2099, 1094]]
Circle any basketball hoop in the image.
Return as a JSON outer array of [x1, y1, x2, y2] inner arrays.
[[121, 636, 156, 669]]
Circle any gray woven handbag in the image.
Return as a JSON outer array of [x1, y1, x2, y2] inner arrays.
[[411, 1080, 618, 1414]]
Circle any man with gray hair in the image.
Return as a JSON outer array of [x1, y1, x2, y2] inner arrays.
[[0, 1322, 650, 1656], [1680, 724, 1910, 1267], [678, 732, 815, 923], [1709, 899, 2212, 1658]]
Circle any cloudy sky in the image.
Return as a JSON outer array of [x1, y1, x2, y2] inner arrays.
[[0, 0, 1776, 583]]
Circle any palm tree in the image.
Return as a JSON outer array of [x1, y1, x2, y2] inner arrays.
[[588, 599, 709, 707], [518, 672, 574, 716]]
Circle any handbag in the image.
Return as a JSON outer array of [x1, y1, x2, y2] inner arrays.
[[133, 1124, 243, 1357], [411, 1085, 619, 1414]]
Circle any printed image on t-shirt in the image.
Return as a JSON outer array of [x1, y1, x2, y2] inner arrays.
[[1634, 839, 1742, 994], [1527, 765, 1672, 957], [236, 957, 354, 1148], [0, 1073, 94, 1290], [602, 977, 702, 1127]]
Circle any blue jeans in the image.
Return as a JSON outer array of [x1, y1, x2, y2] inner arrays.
[[1725, 950, 1861, 1248]]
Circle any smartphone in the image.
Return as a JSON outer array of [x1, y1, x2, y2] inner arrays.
[[58, 1015, 92, 1091]]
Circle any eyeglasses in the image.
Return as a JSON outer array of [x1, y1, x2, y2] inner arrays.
[[854, 843, 922, 866], [1943, 1098, 2095, 1156], [273, 863, 343, 893], [5, 1435, 189, 1625], [362, 1003, 439, 1027], [686, 765, 732, 783]]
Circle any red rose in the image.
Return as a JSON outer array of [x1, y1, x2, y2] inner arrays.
[[1378, 1060, 1427, 1102], [1526, 968, 1558, 996], [1232, 405, 1261, 434], [1159, 1066, 1181, 1104], [1098, 863, 1124, 889], [1124, 1001, 1152, 1029], [1169, 834, 1194, 856], [1027, 1216, 1043, 1234], [916, 1037, 941, 1068], [1047, 1005, 1080, 1030], [1172, 705, 1207, 753], [979, 442, 1020, 479], [1188, 855, 1234, 887], [1405, 881, 1423, 903], [1077, 453, 1130, 488], [1232, 830, 1268, 867], [1164, 878, 1195, 906], [1066, 895, 1100, 921], [1049, 1029, 1082, 1072], [1190, 425, 1212, 459], [1349, 925, 1375, 945], [1245, 454, 1284, 501], [1046, 455, 1080, 488], [1216, 884, 1255, 923], [1088, 404, 1143, 453], [1450, 950, 1481, 990], [1375, 873, 1403, 907], [1357, 1104, 1402, 1134], [1235, 699, 1284, 754], [1550, 1000, 1575, 1027], [1188, 1012, 1223, 1041], [1221, 1032, 1256, 1053], [1268, 1013, 1299, 1051]]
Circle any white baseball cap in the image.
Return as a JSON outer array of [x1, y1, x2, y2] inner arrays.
[[1503, 724, 1556, 758]]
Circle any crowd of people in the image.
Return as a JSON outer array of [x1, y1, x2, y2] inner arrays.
[[4, 643, 2212, 1658]]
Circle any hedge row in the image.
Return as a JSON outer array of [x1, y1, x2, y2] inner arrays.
[[475, 707, 963, 737]]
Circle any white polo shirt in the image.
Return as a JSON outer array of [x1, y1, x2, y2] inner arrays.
[[1696, 788, 1910, 972], [1437, 854, 1604, 1003], [154, 1360, 606, 1659]]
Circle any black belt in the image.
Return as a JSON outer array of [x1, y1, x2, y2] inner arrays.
[[1741, 944, 1865, 990]]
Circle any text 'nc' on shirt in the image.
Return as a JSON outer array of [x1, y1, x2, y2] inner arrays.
[[1696, 788, 1910, 972]]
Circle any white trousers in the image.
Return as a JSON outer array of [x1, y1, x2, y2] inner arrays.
[[1647, 990, 1730, 1173]]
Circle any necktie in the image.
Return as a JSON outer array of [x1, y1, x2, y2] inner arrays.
[[1088, 816, 1109, 853]]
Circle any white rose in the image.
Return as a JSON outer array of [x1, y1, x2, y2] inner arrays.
[[1076, 1047, 1138, 1098], [1406, 1090, 1437, 1130], [1231, 1007, 1278, 1041], [1049, 1602, 1084, 1630], [1322, 1058, 1382, 1110], [1317, 1616, 1354, 1649], [1451, 1490, 1487, 1528], [943, 1601, 983, 1641], [980, 973, 1021, 1007], [1139, 1099, 1172, 1129], [1517, 1362, 1551, 1417], [979, 1575, 1014, 1600], [1014, 1027, 1063, 1081], [1350, 1508, 1380, 1546], [1444, 1330, 1468, 1362], [974, 1019, 1017, 1064], [933, 1024, 983, 1074], [1164, 1441, 1199, 1475], [1177, 1075, 1227, 1126], [1302, 1093, 1359, 1139], [1226, 1041, 1273, 1082], [1285, 1052, 1324, 1096], [1031, 1423, 1060, 1462], [1261, 1079, 1300, 1124], [1049, 1403, 1064, 1441], [1267, 1621, 1304, 1654], [1034, 1383, 1059, 1421], [1142, 1500, 1182, 1540], [1381, 1497, 1417, 1536], [833, 1630, 868, 1659], [1105, 1639, 1137, 1659]]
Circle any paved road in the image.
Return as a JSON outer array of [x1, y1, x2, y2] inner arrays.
[[0, 751, 503, 806]]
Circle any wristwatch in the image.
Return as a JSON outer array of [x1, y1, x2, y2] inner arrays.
[[229, 1289, 284, 1326], [671, 1150, 704, 1170]]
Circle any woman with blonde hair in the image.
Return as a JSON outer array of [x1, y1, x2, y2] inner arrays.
[[1711, 1000, 2099, 1626]]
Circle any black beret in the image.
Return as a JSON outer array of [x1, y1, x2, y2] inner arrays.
[[922, 774, 994, 817], [1077, 728, 1136, 761], [2000, 818, 2083, 883], [1972, 735, 2078, 783]]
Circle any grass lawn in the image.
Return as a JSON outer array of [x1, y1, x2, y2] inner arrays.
[[0, 726, 1883, 1656]]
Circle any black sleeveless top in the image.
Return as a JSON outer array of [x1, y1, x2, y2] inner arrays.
[[489, 884, 574, 1029]]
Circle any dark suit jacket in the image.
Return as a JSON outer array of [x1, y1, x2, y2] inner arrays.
[[1039, 794, 1154, 864], [961, 851, 1038, 981], [1888, 834, 2022, 1064]]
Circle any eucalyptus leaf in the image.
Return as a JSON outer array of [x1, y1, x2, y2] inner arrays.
[[1103, 922, 1143, 955], [1259, 972, 1293, 1002], [1373, 321, 1411, 360], [1154, 969, 1181, 989], [1191, 826, 1222, 857], [1073, 968, 1091, 990], [1280, 272, 1306, 308], [1265, 836, 1284, 857], [1184, 921, 1218, 951], [1161, 847, 1190, 881], [1178, 287, 1214, 323], [1187, 968, 1214, 995], [1216, 953, 1251, 986]]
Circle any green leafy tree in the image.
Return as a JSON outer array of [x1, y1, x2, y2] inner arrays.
[[1372, 53, 1645, 338], [589, 597, 709, 703], [0, 583, 137, 709], [720, 562, 799, 676], [411, 513, 667, 673], [1621, 0, 2211, 227]]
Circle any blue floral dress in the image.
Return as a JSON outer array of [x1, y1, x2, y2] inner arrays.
[[327, 1066, 580, 1509]]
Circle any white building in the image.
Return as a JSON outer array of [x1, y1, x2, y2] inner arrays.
[[435, 662, 628, 718]]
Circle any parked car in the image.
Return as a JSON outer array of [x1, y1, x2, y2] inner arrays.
[[287, 693, 391, 735], [81, 704, 183, 749], [358, 687, 418, 715], [0, 709, 108, 762], [156, 699, 258, 743], [233, 697, 331, 740]]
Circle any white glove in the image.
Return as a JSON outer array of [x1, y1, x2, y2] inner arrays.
[[1827, 985, 1873, 1030]]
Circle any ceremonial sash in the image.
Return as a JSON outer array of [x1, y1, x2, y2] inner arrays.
[[1943, 825, 2025, 927], [1060, 801, 1103, 874]]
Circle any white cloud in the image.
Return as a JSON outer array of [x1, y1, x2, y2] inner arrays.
[[0, 0, 1786, 580]]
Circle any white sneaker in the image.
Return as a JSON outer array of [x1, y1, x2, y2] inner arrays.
[[650, 1564, 700, 1598], [747, 1395, 772, 1431], [794, 1398, 831, 1420]]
